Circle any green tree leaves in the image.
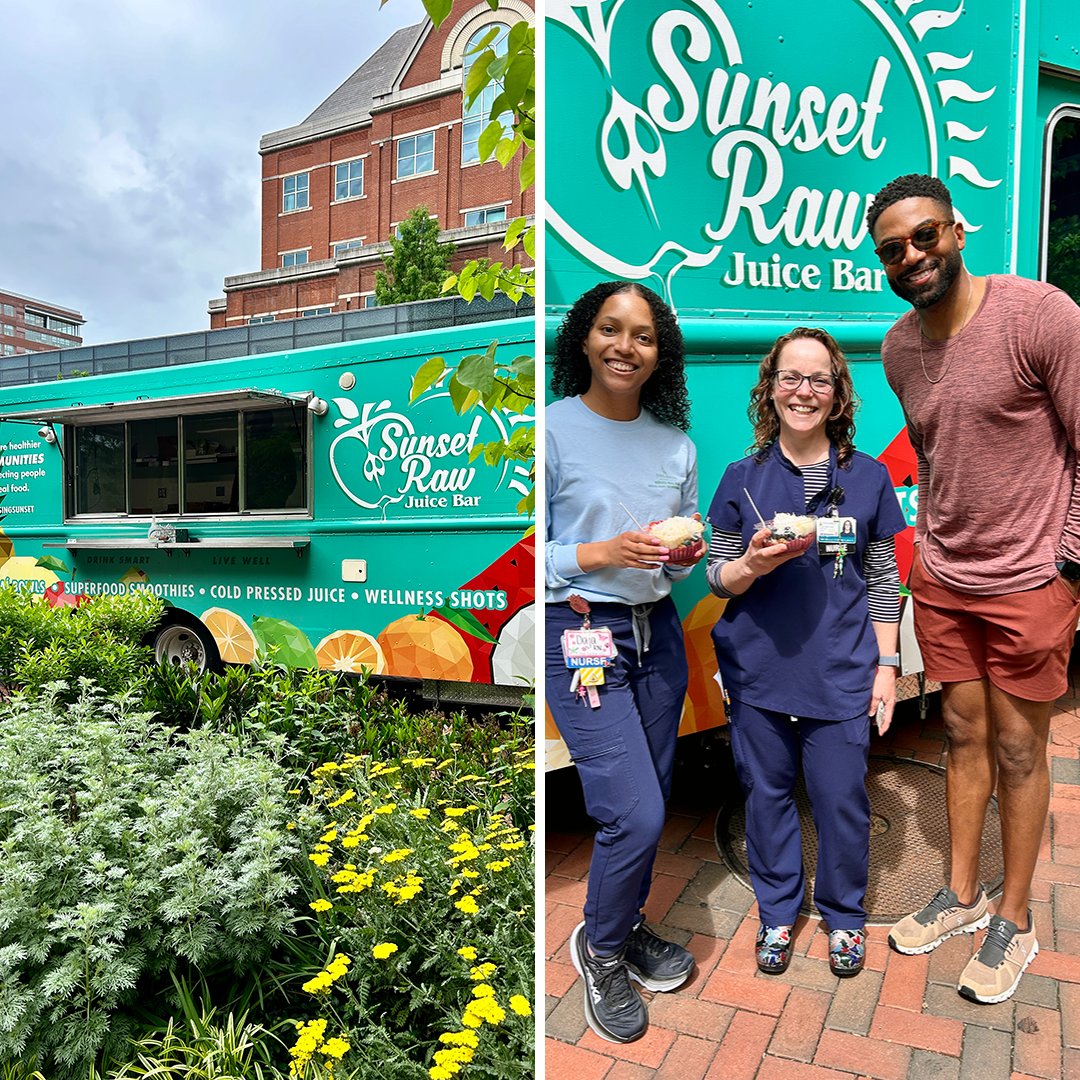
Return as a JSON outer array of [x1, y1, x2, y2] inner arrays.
[[374, 208, 456, 306]]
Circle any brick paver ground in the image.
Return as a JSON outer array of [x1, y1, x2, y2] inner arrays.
[[544, 673, 1080, 1079]]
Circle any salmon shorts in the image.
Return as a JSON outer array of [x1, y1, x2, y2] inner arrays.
[[910, 548, 1080, 702]]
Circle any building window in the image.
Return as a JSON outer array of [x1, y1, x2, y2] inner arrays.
[[334, 159, 364, 201], [396, 131, 435, 178], [248, 315, 276, 324], [282, 172, 309, 212], [2, 324, 12, 336], [462, 24, 510, 165], [281, 250, 309, 268], [360, 294, 377, 309], [48, 316, 80, 336], [1, 304, 13, 317], [300, 307, 333, 317], [24, 310, 46, 328], [464, 206, 507, 228], [333, 239, 364, 259], [69, 406, 307, 517]]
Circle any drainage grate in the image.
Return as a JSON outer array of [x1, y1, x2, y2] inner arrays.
[[714, 756, 1004, 924]]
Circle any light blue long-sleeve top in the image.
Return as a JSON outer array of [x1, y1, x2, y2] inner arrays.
[[545, 395, 700, 605]]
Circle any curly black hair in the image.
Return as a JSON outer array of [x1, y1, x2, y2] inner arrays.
[[747, 327, 860, 468], [550, 280, 691, 431], [866, 173, 954, 236]]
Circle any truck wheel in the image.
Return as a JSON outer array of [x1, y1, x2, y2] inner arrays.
[[151, 617, 222, 673]]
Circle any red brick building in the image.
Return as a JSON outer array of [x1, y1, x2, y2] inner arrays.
[[210, 1, 534, 328], [0, 289, 84, 358]]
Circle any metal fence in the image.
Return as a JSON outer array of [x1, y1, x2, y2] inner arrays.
[[1, 295, 534, 387]]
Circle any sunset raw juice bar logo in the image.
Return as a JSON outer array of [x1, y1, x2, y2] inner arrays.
[[328, 391, 528, 516], [546, 0, 1010, 313]]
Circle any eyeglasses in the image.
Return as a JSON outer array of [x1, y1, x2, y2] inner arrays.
[[773, 370, 835, 393], [873, 218, 955, 266]]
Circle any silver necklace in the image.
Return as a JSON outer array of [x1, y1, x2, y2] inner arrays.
[[918, 275, 976, 385]]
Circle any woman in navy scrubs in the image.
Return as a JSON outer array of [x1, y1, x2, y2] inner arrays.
[[546, 281, 705, 1042], [705, 327, 905, 977]]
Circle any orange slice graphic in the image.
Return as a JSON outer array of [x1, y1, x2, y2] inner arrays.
[[315, 629, 387, 674], [200, 607, 256, 665]]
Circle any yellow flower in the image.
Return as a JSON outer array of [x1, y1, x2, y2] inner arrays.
[[509, 995, 532, 1016], [457, 946, 478, 960], [328, 789, 356, 808], [381, 848, 414, 863], [321, 1036, 351, 1059], [308, 852, 330, 867], [410, 807, 432, 819], [443, 805, 478, 818], [429, 1067, 453, 1080], [439, 1030, 480, 1047], [286, 822, 296, 830], [454, 895, 479, 915], [374, 803, 397, 814], [372, 942, 399, 960], [500, 840, 526, 851], [472, 983, 495, 998], [470, 962, 497, 981], [309, 898, 333, 912], [485, 859, 512, 872], [463, 994, 506, 1026]]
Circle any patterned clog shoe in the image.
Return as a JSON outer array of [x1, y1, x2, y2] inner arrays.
[[829, 928, 866, 977], [755, 924, 793, 974]]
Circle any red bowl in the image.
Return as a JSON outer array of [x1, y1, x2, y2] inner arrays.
[[666, 542, 702, 564], [776, 533, 815, 554]]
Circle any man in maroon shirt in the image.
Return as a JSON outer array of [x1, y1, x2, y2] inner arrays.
[[867, 173, 1080, 1004]]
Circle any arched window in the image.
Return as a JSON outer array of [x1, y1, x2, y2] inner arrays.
[[462, 23, 510, 166]]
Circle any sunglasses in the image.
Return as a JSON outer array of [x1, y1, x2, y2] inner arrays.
[[873, 218, 955, 266]]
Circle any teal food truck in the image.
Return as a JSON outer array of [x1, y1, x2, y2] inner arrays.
[[0, 301, 535, 707], [545, 0, 1080, 766]]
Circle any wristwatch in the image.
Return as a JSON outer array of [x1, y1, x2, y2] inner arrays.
[[1057, 559, 1080, 583], [877, 654, 900, 667]]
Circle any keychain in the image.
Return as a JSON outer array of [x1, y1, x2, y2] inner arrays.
[[562, 595, 616, 709]]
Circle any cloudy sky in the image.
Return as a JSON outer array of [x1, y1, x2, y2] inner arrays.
[[0, 0, 426, 345]]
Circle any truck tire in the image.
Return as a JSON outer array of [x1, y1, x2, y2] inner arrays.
[[148, 614, 222, 673]]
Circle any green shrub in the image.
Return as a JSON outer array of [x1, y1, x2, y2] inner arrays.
[[0, 585, 162, 699], [0, 685, 300, 1079]]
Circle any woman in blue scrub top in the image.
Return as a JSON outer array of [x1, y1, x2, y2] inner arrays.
[[546, 281, 705, 1043], [705, 327, 905, 977]]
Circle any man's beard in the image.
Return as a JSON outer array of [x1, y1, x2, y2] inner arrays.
[[887, 245, 963, 309]]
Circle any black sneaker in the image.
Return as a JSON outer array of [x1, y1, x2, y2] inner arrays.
[[570, 922, 648, 1043], [624, 915, 694, 991]]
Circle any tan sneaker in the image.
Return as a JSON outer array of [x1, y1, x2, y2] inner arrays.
[[957, 912, 1038, 1004], [888, 886, 990, 954]]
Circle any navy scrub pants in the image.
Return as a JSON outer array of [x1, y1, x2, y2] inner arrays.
[[728, 699, 871, 931], [546, 597, 688, 954]]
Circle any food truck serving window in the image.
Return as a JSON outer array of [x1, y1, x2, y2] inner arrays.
[[1044, 108, 1080, 305], [69, 404, 307, 518]]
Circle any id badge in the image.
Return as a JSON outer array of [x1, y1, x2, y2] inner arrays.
[[562, 626, 617, 669], [817, 515, 857, 556]]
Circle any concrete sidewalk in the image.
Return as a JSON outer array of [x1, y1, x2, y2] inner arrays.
[[544, 680, 1080, 1080]]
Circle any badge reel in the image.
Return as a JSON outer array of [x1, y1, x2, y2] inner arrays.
[[561, 624, 617, 709], [817, 515, 857, 578]]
